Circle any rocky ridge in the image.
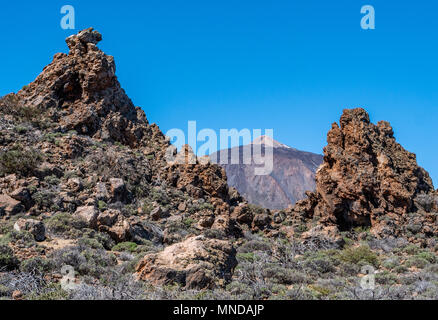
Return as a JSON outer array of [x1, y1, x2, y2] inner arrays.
[[0, 28, 265, 290]]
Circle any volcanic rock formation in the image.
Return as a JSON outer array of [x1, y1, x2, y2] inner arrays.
[[292, 108, 437, 242], [0, 28, 253, 288]]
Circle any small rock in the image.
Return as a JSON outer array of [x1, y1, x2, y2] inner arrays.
[[150, 207, 162, 221], [10, 187, 31, 204], [12, 290, 23, 300], [109, 178, 126, 201], [95, 182, 109, 201], [100, 217, 132, 243], [150, 206, 170, 221], [231, 204, 253, 224], [67, 178, 82, 192], [178, 202, 187, 212], [252, 213, 272, 230]]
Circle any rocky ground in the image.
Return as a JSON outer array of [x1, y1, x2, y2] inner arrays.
[[0, 28, 437, 300]]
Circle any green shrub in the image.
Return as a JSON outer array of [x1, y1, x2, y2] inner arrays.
[[403, 244, 421, 255], [309, 284, 332, 298], [0, 145, 42, 177], [27, 283, 69, 300], [142, 203, 153, 215], [112, 242, 138, 253], [338, 245, 379, 267], [199, 202, 215, 211], [32, 190, 56, 210], [14, 125, 28, 134], [150, 189, 170, 206], [51, 246, 117, 278], [97, 200, 107, 211], [405, 257, 430, 269], [81, 229, 115, 250], [382, 258, 399, 270], [248, 204, 266, 215], [78, 237, 104, 250], [46, 213, 85, 236], [236, 252, 256, 263], [264, 266, 308, 285], [393, 265, 408, 274], [417, 251, 437, 264], [183, 218, 195, 228], [20, 257, 53, 273], [303, 255, 336, 274], [0, 244, 19, 270], [0, 284, 11, 297], [43, 175, 61, 185], [1, 230, 36, 248], [375, 271, 398, 285]]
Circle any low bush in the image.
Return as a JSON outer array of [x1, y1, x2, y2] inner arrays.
[[112, 242, 138, 253], [0, 230, 36, 248], [338, 245, 379, 267], [0, 245, 19, 271], [264, 266, 308, 285], [20, 257, 54, 274], [0, 145, 42, 177], [405, 257, 430, 269], [46, 213, 86, 237], [236, 252, 256, 263], [32, 190, 56, 210], [50, 246, 117, 278], [81, 229, 114, 250]]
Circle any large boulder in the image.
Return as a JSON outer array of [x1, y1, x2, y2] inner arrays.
[[74, 206, 98, 228], [0, 194, 23, 216], [9, 187, 32, 209], [135, 235, 237, 289]]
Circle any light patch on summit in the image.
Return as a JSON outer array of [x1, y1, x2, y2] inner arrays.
[[251, 135, 294, 150]]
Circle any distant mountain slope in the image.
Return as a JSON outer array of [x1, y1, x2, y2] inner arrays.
[[210, 136, 323, 210]]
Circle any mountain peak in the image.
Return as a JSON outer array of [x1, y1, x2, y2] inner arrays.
[[251, 135, 293, 149], [210, 136, 323, 209]]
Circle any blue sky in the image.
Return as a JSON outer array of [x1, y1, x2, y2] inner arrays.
[[0, 1, 437, 185]]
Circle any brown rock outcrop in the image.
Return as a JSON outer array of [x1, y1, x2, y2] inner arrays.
[[1, 28, 248, 247], [15, 28, 154, 148], [293, 108, 435, 238]]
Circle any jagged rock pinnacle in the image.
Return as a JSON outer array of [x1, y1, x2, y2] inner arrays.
[[66, 27, 103, 52], [14, 28, 166, 148], [293, 108, 436, 241]]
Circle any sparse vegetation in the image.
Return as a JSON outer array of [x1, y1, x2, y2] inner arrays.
[[0, 145, 42, 176], [112, 242, 138, 253]]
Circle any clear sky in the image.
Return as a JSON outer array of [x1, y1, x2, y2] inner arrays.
[[0, 1, 437, 186]]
